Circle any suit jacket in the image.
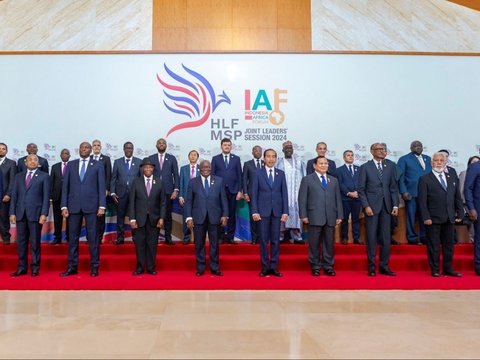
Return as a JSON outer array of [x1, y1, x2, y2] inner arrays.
[[110, 156, 141, 198], [50, 161, 69, 202], [61, 158, 106, 214], [298, 173, 343, 226], [445, 166, 458, 182], [397, 152, 432, 197], [336, 164, 360, 201], [179, 163, 200, 200], [91, 154, 112, 192], [464, 161, 480, 211], [418, 171, 463, 224], [148, 153, 179, 195], [9, 170, 50, 222], [0, 157, 16, 197], [243, 158, 263, 197], [184, 175, 228, 224], [128, 176, 166, 227], [250, 167, 288, 218], [211, 153, 242, 194], [17, 155, 49, 174], [306, 157, 337, 176], [358, 160, 399, 214]]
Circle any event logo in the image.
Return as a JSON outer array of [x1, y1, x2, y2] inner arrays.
[[244, 89, 287, 125], [157, 64, 231, 137]]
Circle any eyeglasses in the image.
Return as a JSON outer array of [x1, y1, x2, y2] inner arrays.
[[373, 147, 386, 151]]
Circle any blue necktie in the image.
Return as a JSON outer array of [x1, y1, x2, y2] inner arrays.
[[125, 158, 130, 174], [349, 165, 354, 176], [268, 169, 274, 186], [80, 159, 86, 181], [439, 173, 447, 191], [224, 155, 229, 169], [204, 178, 210, 195], [321, 175, 327, 189]]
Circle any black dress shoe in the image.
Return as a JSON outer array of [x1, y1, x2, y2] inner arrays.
[[293, 240, 305, 245], [60, 269, 78, 277], [259, 270, 269, 277], [147, 270, 157, 275], [90, 269, 99, 277], [182, 239, 190, 245], [431, 272, 440, 277], [324, 269, 336, 277], [31, 270, 39, 277], [113, 240, 124, 245], [442, 271, 462, 277], [10, 269, 27, 277], [49, 239, 61, 245], [226, 239, 236, 245], [210, 270, 223, 276], [368, 271, 376, 277], [3, 240, 10, 245], [312, 269, 320, 277], [391, 239, 400, 245], [195, 271, 204, 276], [165, 240, 175, 245], [270, 269, 283, 277], [132, 270, 144, 276], [251, 240, 257, 245], [379, 268, 397, 276]]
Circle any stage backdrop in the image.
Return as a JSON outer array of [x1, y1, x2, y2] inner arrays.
[[1, 53, 479, 240]]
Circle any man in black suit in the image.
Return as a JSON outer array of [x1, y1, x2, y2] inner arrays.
[[306, 142, 336, 176], [418, 152, 463, 277], [110, 142, 141, 245], [242, 145, 263, 245], [358, 143, 399, 277], [148, 138, 179, 245], [185, 160, 228, 276], [0, 143, 17, 245], [9, 154, 50, 277], [49, 148, 71, 245], [91, 139, 111, 244], [128, 158, 166, 275], [299, 156, 343, 277], [17, 143, 49, 173]]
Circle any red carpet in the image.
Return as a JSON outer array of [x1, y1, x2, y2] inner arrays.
[[1, 242, 479, 290]]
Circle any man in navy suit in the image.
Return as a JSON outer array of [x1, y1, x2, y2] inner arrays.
[[464, 157, 480, 276], [251, 149, 288, 277], [243, 145, 263, 245], [397, 140, 432, 245], [60, 141, 106, 277], [178, 150, 200, 245], [0, 142, 17, 245], [49, 148, 70, 245], [299, 156, 343, 277], [91, 139, 112, 244], [418, 152, 463, 277], [306, 142, 337, 176], [128, 158, 166, 275], [211, 138, 242, 244], [110, 142, 141, 245], [148, 138, 179, 245], [17, 143, 49, 173], [358, 143, 399, 277], [185, 160, 228, 276], [9, 154, 50, 277], [336, 150, 363, 245]]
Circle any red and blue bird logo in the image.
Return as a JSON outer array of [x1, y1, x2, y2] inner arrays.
[[157, 64, 231, 137]]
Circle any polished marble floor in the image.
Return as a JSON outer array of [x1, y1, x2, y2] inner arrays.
[[0, 290, 479, 359]]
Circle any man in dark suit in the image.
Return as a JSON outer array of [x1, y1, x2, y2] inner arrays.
[[91, 139, 111, 244], [110, 142, 141, 245], [397, 140, 432, 245], [185, 160, 228, 276], [418, 152, 463, 277], [17, 143, 49, 173], [49, 148, 71, 245], [358, 143, 399, 277], [306, 142, 337, 176], [463, 158, 480, 276], [211, 138, 242, 244], [299, 156, 343, 277], [178, 150, 200, 245], [128, 158, 166, 275], [9, 154, 50, 277], [242, 145, 263, 245], [251, 149, 288, 277], [148, 138, 179, 245], [0, 142, 17, 245], [336, 150, 363, 245], [60, 141, 106, 277]]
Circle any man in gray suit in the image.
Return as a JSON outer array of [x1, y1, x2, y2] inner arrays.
[[299, 156, 343, 277], [358, 143, 399, 277]]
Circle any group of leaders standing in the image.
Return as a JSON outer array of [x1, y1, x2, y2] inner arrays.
[[2, 137, 480, 279]]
